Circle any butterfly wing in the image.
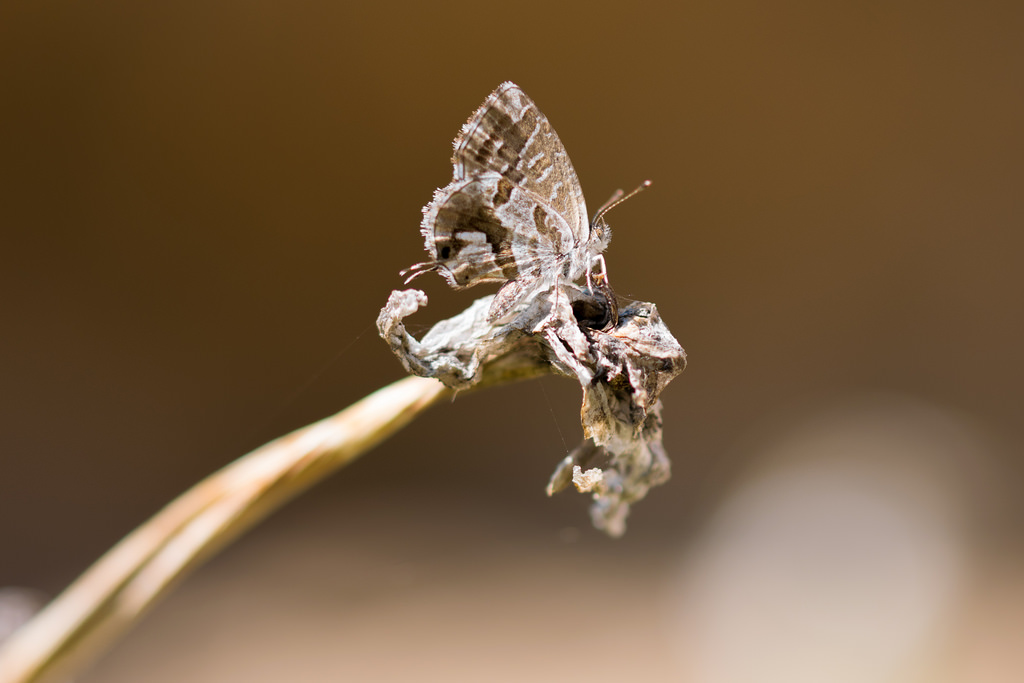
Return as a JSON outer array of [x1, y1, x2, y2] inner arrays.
[[418, 172, 571, 287], [406, 83, 592, 321], [452, 82, 589, 245]]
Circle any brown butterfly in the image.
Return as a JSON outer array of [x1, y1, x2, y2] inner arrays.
[[403, 82, 645, 325]]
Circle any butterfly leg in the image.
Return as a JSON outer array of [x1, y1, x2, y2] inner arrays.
[[400, 260, 439, 284], [551, 271, 564, 322], [590, 255, 619, 331], [593, 255, 610, 288]]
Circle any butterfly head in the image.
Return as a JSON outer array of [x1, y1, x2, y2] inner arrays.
[[589, 217, 613, 253], [589, 180, 652, 252]]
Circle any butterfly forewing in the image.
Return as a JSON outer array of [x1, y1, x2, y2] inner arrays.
[[453, 83, 589, 244]]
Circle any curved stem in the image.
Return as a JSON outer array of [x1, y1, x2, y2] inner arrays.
[[0, 376, 450, 683]]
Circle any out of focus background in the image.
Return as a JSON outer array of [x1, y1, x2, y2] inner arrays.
[[2, 1, 1022, 681]]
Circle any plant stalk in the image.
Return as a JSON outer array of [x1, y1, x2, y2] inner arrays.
[[0, 375, 450, 683]]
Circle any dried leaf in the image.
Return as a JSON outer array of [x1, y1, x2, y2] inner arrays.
[[378, 282, 685, 536]]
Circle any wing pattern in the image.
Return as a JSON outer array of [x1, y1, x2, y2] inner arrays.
[[405, 82, 603, 322]]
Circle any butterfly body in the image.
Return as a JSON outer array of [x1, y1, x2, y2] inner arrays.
[[404, 82, 613, 323]]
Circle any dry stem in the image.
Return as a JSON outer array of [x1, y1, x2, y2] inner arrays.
[[0, 375, 450, 683]]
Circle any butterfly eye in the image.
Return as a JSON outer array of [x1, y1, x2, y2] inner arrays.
[[439, 246, 451, 259]]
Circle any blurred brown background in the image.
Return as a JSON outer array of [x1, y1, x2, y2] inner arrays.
[[2, 1, 1022, 681]]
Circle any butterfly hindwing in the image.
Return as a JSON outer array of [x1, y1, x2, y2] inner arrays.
[[420, 172, 570, 290]]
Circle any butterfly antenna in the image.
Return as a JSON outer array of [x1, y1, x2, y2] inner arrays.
[[592, 179, 652, 224]]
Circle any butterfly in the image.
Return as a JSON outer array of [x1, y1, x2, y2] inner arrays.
[[402, 82, 645, 326]]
